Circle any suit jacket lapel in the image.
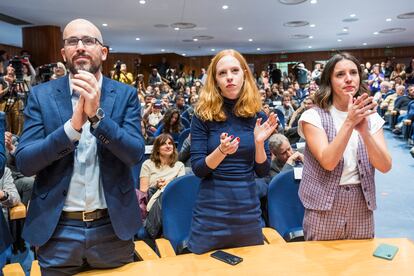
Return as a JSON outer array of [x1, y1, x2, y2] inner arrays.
[[53, 75, 73, 124], [101, 77, 115, 117]]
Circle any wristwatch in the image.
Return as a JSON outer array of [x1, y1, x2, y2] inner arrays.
[[0, 191, 9, 201], [88, 107, 105, 125]]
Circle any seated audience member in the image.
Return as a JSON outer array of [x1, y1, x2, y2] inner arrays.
[[381, 85, 405, 117], [139, 134, 185, 238], [0, 167, 21, 221], [154, 108, 183, 142], [285, 96, 315, 144], [5, 132, 33, 206], [276, 95, 295, 127], [392, 85, 414, 132], [144, 100, 163, 133], [149, 68, 162, 87], [373, 81, 391, 104], [174, 94, 189, 113], [50, 62, 67, 80], [268, 134, 304, 180]]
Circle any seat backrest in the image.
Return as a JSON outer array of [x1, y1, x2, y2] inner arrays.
[[273, 108, 285, 129], [181, 117, 191, 129], [177, 128, 190, 152], [267, 170, 304, 240], [162, 174, 201, 253]]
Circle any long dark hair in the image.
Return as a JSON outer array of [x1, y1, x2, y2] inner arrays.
[[150, 134, 178, 168], [162, 108, 182, 134], [314, 52, 368, 110]]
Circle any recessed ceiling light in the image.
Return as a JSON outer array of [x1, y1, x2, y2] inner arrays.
[[386, 18, 392, 22], [109, 47, 113, 51], [161, 49, 165, 52], [174, 27, 179, 31], [102, 23, 108, 27], [309, 36, 314, 39], [222, 5, 229, 10], [135, 37, 140, 41], [237, 27, 243, 31], [310, 0, 317, 4], [211, 48, 216, 51], [337, 39, 342, 42], [350, 14, 356, 17], [308, 46, 312, 49], [248, 38, 253, 42], [373, 31, 379, 35], [362, 43, 367, 46], [139, 0, 146, 4], [310, 24, 316, 28], [257, 48, 261, 51], [193, 38, 198, 41], [343, 27, 348, 32], [182, 53, 186, 56]]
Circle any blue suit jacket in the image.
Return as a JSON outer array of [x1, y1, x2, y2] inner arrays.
[[15, 76, 144, 246], [0, 112, 10, 252]]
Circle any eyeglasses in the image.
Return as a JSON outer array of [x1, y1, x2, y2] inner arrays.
[[63, 36, 103, 47]]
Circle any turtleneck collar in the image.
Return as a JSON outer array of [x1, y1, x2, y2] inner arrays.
[[222, 96, 238, 108]]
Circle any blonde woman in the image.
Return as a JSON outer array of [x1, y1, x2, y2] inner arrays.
[[188, 49, 278, 254]]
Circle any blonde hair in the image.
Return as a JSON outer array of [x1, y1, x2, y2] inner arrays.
[[195, 49, 261, 121]]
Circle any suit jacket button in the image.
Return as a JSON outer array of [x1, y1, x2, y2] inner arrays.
[[63, 190, 67, 196]]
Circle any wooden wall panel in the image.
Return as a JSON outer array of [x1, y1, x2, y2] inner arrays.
[[22, 25, 62, 67], [0, 44, 22, 59]]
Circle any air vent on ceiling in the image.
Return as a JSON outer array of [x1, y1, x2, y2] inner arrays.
[[290, 34, 310, 39], [279, 0, 307, 5], [154, 24, 168, 28], [397, 12, 414, 19], [170, 22, 196, 29], [283, 21, 309, 27], [342, 18, 359, 22], [379, 28, 406, 34], [192, 35, 214, 40], [337, 32, 349, 36], [0, 13, 31, 25]]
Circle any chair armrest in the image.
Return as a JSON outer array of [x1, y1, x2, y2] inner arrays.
[[134, 240, 159, 261], [10, 203, 26, 220], [155, 238, 176, 257], [30, 260, 41, 276], [404, 119, 412, 126], [2, 263, 25, 276], [262, 227, 285, 245]]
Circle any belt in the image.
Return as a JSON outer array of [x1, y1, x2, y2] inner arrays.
[[61, 209, 108, 222]]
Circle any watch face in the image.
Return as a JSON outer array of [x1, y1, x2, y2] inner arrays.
[[97, 108, 105, 119]]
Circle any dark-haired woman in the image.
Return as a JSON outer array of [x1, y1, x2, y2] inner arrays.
[[154, 108, 183, 143], [139, 134, 185, 237], [298, 53, 391, 241]]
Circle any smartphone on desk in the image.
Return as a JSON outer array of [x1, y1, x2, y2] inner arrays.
[[211, 250, 243, 265], [373, 243, 399, 260]]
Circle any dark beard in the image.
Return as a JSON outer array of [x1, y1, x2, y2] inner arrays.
[[67, 56, 100, 75]]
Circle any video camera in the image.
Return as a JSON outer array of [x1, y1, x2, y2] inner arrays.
[[38, 63, 57, 83], [9, 56, 28, 83]]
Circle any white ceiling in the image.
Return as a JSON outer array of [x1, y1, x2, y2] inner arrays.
[[1, 0, 413, 56]]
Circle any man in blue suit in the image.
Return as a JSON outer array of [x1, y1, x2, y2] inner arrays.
[[15, 19, 145, 275]]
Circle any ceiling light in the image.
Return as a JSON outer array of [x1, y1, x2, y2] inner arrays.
[[182, 53, 186, 56], [350, 14, 356, 17], [135, 37, 140, 41], [193, 38, 198, 41], [310, 0, 317, 4], [257, 48, 261, 51], [309, 36, 313, 39], [248, 38, 253, 42], [139, 0, 146, 4], [109, 47, 113, 51], [337, 39, 342, 42], [343, 27, 348, 32], [211, 48, 216, 51], [174, 27, 179, 31], [362, 43, 367, 46], [237, 27, 243, 31], [373, 31, 379, 35], [161, 49, 165, 52], [102, 23, 108, 27], [222, 5, 229, 10], [386, 18, 392, 22], [310, 24, 316, 28], [308, 46, 312, 49]]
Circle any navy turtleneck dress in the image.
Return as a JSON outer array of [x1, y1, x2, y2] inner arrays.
[[188, 97, 271, 254]]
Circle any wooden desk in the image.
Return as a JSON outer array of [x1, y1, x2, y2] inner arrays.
[[77, 238, 414, 276]]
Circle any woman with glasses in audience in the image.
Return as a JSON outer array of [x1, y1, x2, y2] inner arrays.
[[188, 49, 278, 254], [298, 52, 391, 241]]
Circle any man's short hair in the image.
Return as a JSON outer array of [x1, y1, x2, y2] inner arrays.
[[268, 133, 289, 155]]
